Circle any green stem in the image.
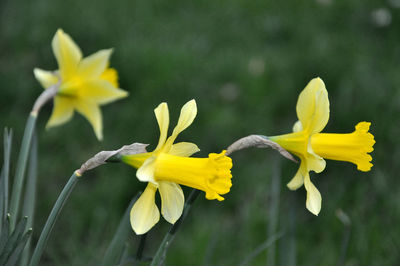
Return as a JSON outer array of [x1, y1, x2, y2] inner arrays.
[[135, 233, 147, 264], [21, 131, 38, 266], [151, 189, 200, 266], [1, 128, 13, 231], [267, 158, 281, 266], [9, 113, 37, 230], [239, 232, 284, 266], [281, 193, 297, 266], [29, 172, 80, 266], [102, 193, 141, 266]]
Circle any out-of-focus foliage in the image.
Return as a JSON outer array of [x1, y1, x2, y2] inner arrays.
[[0, 0, 398, 265]]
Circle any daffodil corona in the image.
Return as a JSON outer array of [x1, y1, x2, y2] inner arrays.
[[270, 78, 375, 215], [122, 100, 233, 234], [34, 29, 128, 140]]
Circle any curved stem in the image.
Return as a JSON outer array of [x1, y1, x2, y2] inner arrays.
[[29, 172, 80, 266], [10, 82, 59, 230], [9, 113, 37, 230]]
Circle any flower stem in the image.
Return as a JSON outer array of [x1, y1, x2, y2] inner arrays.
[[101, 192, 141, 266], [151, 189, 200, 266], [9, 113, 37, 230], [29, 171, 80, 266], [21, 130, 38, 266], [266, 158, 281, 266], [239, 232, 284, 266], [135, 233, 147, 263]]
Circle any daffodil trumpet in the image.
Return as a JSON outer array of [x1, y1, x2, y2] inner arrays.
[[122, 100, 233, 234], [269, 78, 375, 215]]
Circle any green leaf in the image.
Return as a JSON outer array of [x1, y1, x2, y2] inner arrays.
[[0, 128, 13, 232], [0, 214, 11, 255], [0, 216, 28, 265], [5, 228, 32, 266]]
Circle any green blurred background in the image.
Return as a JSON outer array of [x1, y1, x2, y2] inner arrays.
[[0, 0, 398, 265]]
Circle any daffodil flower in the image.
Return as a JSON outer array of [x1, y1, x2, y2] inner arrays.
[[33, 29, 128, 140], [122, 100, 233, 234], [269, 78, 375, 215]]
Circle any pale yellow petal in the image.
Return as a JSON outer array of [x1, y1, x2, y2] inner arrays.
[[304, 174, 322, 216], [137, 156, 157, 183], [296, 78, 329, 134], [52, 29, 82, 79], [154, 103, 169, 151], [77, 79, 128, 105], [74, 100, 103, 140], [158, 181, 184, 224], [292, 120, 303, 133], [77, 49, 112, 78], [130, 183, 160, 235], [33, 68, 58, 89], [306, 143, 326, 173], [169, 142, 200, 157], [172, 99, 197, 137], [164, 99, 197, 149], [46, 96, 74, 129], [287, 160, 306, 190]]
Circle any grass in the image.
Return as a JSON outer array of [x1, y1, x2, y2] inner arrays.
[[0, 0, 399, 265]]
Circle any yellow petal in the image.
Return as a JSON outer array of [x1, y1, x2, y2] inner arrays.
[[296, 78, 329, 134], [74, 100, 103, 140], [46, 96, 74, 129], [304, 174, 322, 216], [158, 181, 184, 224], [154, 103, 169, 151], [77, 79, 128, 105], [100, 68, 119, 87], [137, 156, 157, 183], [33, 68, 58, 89], [169, 142, 200, 157], [165, 99, 197, 149], [52, 29, 82, 80], [292, 120, 303, 133], [306, 143, 326, 173], [287, 161, 306, 190], [130, 183, 160, 235], [77, 49, 112, 78]]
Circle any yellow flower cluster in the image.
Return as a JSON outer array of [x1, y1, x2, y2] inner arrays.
[[34, 30, 375, 234]]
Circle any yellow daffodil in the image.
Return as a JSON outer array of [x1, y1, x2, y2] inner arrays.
[[33, 29, 128, 140], [269, 78, 375, 215], [122, 100, 233, 234]]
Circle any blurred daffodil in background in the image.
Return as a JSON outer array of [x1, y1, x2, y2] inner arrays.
[[34, 29, 128, 140], [270, 78, 375, 215], [122, 100, 233, 234]]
